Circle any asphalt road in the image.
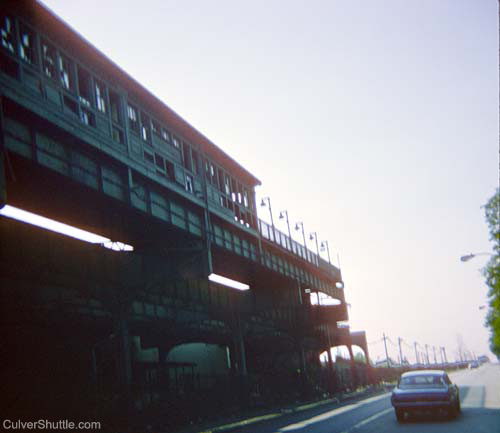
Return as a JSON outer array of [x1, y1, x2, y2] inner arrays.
[[229, 363, 500, 433]]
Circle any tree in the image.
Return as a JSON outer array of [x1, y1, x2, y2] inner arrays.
[[483, 189, 500, 359]]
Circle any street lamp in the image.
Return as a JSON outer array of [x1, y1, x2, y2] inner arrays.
[[460, 252, 494, 262], [320, 240, 331, 264], [294, 221, 307, 248], [279, 210, 292, 242], [260, 197, 275, 240], [309, 232, 320, 257]]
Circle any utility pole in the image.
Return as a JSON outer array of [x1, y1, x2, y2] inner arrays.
[[414, 342, 419, 365], [425, 344, 430, 365], [398, 337, 404, 366], [383, 333, 390, 367], [433, 346, 437, 364]]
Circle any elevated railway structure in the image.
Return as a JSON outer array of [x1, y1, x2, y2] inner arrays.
[[0, 1, 371, 429]]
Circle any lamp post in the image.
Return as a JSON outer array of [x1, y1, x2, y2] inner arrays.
[[309, 232, 320, 257], [260, 197, 275, 241], [279, 210, 292, 243], [294, 221, 307, 248], [320, 240, 331, 264]]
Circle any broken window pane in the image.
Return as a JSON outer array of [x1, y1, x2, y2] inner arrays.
[[41, 39, 56, 79], [1, 15, 15, 53], [127, 103, 139, 132], [161, 128, 170, 142], [185, 175, 194, 193], [151, 120, 160, 135], [58, 54, 73, 90], [140, 112, 151, 142], [77, 65, 92, 107], [19, 25, 36, 65], [204, 160, 210, 180], [80, 107, 95, 127], [95, 80, 106, 113]]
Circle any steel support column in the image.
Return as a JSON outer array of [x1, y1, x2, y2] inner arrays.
[[347, 345, 358, 390]]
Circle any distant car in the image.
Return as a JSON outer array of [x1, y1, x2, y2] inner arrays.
[[391, 370, 460, 422], [468, 361, 479, 369]]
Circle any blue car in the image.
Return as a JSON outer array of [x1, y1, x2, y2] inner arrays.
[[391, 370, 460, 422]]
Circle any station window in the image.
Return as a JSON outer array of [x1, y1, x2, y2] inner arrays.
[[141, 112, 151, 142], [1, 15, 15, 53], [151, 120, 160, 136], [185, 175, 194, 193], [58, 54, 73, 90], [95, 80, 106, 113], [172, 136, 180, 149], [204, 160, 211, 180], [192, 150, 199, 175], [144, 150, 154, 164], [0, 50, 17, 78], [63, 94, 78, 116], [155, 153, 165, 170], [182, 142, 192, 171], [161, 128, 171, 143], [112, 126, 124, 144], [41, 40, 56, 79], [19, 25, 36, 65], [217, 168, 224, 192], [77, 65, 92, 107], [80, 107, 95, 127], [165, 160, 175, 180], [109, 90, 122, 124], [127, 103, 139, 132]]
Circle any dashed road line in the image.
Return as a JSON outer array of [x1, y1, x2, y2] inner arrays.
[[339, 408, 393, 433]]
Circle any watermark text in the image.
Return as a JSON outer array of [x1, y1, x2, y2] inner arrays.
[[3, 419, 101, 430]]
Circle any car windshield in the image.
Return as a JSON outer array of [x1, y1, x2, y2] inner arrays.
[[398, 374, 446, 389]]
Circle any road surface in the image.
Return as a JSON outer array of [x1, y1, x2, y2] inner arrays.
[[229, 363, 500, 433]]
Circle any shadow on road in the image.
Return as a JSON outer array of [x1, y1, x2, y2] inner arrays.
[[394, 407, 500, 432]]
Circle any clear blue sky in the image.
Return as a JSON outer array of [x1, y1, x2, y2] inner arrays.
[[40, 0, 499, 362]]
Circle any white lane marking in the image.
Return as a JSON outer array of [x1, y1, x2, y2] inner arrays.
[[277, 393, 390, 432], [339, 408, 393, 433]]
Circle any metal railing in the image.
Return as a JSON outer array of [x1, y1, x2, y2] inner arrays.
[[258, 219, 320, 266]]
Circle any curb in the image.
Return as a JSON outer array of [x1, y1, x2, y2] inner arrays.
[[177, 386, 387, 433]]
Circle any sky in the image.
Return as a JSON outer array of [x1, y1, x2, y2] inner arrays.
[[38, 0, 499, 363]]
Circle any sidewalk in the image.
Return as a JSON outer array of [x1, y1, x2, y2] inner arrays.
[[174, 385, 390, 433]]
